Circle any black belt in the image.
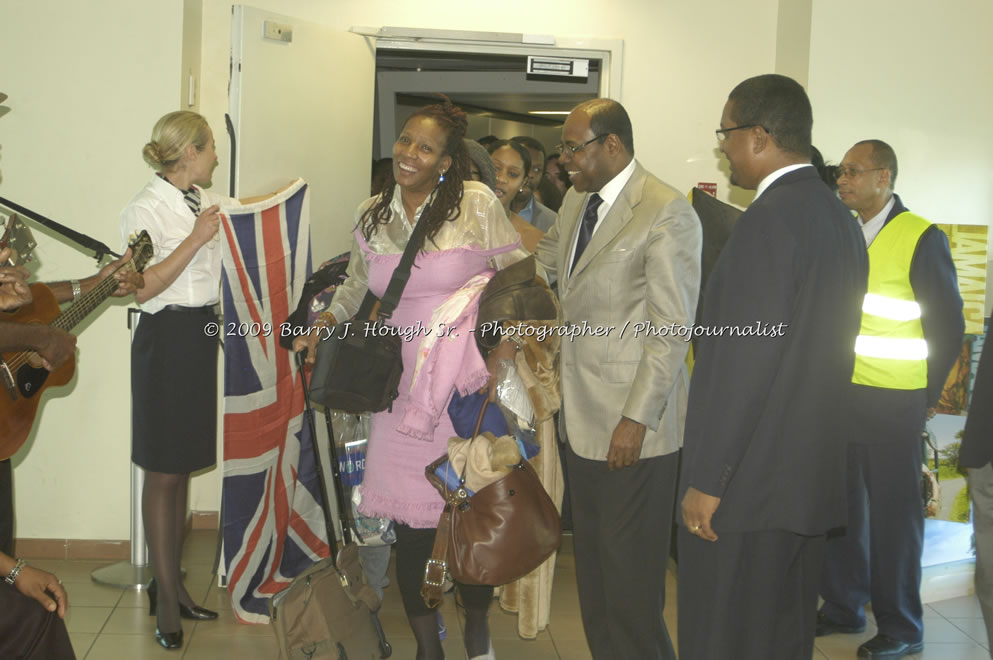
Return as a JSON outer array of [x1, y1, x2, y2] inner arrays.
[[160, 305, 216, 314]]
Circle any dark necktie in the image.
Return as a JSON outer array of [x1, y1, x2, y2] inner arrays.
[[572, 193, 603, 272]]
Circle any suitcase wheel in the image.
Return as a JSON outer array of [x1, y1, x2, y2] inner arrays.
[[379, 640, 392, 658]]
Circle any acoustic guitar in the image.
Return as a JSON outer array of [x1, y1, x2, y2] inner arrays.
[[0, 231, 153, 459]]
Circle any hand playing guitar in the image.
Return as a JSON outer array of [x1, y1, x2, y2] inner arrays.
[[0, 247, 32, 311], [101, 248, 145, 297], [33, 326, 77, 372]]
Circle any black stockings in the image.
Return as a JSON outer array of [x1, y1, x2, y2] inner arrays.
[[142, 471, 193, 633]]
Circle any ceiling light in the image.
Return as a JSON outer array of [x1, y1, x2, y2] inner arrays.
[[528, 111, 571, 116]]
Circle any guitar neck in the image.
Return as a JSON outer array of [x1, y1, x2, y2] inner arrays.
[[50, 267, 129, 333]]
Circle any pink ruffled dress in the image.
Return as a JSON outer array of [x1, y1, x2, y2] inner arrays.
[[329, 182, 529, 528]]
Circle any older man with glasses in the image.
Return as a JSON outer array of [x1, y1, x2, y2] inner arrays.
[[817, 140, 964, 659], [533, 98, 702, 660]]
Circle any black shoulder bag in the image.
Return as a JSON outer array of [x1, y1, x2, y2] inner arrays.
[[308, 211, 430, 413]]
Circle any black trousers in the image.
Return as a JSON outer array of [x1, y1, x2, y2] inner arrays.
[[566, 444, 678, 660], [1, 459, 12, 556], [0, 582, 75, 659], [393, 523, 493, 617], [678, 528, 824, 660]]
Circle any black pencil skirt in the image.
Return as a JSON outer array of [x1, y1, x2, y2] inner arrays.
[[131, 307, 218, 474]]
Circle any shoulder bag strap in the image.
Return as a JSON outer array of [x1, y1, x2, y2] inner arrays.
[[358, 203, 432, 322]]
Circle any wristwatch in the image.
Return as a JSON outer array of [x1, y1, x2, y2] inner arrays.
[[4, 558, 26, 585]]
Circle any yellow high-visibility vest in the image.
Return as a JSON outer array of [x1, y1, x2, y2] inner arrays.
[[852, 211, 931, 389]]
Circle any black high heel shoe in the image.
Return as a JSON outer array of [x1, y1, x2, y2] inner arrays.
[[154, 627, 183, 650], [147, 579, 219, 620]]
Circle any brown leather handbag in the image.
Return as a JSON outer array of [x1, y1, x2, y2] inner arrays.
[[421, 401, 561, 608]]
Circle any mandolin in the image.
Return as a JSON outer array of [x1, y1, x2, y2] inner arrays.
[[0, 213, 38, 266], [0, 231, 153, 459]]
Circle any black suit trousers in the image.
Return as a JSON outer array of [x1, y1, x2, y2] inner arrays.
[[678, 527, 825, 660], [565, 444, 678, 660]]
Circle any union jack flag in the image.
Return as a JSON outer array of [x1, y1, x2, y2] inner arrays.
[[219, 179, 329, 623]]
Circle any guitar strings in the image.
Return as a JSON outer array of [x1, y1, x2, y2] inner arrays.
[[4, 255, 145, 373]]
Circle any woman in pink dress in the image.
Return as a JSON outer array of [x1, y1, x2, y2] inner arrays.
[[295, 99, 529, 660]]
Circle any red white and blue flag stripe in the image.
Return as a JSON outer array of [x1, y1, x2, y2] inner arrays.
[[219, 179, 329, 623]]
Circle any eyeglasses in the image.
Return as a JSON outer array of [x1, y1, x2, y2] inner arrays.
[[556, 134, 607, 156], [834, 166, 884, 181], [715, 124, 764, 142]]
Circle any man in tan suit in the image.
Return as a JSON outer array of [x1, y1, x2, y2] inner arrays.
[[534, 98, 701, 660]]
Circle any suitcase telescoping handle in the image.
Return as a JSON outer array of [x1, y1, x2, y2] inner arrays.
[[295, 352, 355, 560]]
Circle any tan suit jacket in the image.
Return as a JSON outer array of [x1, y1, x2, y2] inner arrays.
[[535, 161, 702, 460]]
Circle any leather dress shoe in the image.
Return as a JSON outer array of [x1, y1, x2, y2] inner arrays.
[[856, 634, 924, 658], [147, 579, 219, 620], [155, 627, 183, 650], [816, 610, 866, 636], [179, 603, 219, 620]]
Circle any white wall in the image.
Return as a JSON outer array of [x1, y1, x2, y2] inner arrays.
[[807, 0, 993, 312], [3, 0, 803, 541], [1, 0, 184, 538]]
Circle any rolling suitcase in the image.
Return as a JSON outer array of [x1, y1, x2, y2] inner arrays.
[[268, 352, 392, 659]]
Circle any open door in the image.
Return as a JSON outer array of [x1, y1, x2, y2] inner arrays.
[[230, 6, 375, 262]]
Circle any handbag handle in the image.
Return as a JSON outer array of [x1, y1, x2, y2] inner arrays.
[[355, 202, 432, 322], [422, 396, 491, 608], [455, 398, 492, 487]]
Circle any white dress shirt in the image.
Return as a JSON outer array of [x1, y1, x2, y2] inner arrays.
[[754, 163, 812, 200], [120, 175, 233, 314], [567, 158, 637, 272], [859, 195, 896, 246]]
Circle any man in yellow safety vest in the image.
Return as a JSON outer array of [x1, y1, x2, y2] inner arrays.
[[817, 139, 965, 659]]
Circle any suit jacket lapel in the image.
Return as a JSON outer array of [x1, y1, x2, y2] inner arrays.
[[570, 163, 645, 280], [558, 191, 584, 294]]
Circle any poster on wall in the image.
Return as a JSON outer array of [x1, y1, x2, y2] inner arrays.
[[922, 223, 988, 567]]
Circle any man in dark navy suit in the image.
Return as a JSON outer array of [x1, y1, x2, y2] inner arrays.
[[678, 74, 868, 660]]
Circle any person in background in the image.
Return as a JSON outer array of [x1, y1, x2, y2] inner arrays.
[[544, 153, 570, 198], [295, 98, 532, 660], [476, 135, 499, 149], [818, 139, 964, 659], [464, 139, 496, 189], [510, 136, 556, 233], [486, 139, 543, 252], [534, 174, 563, 213], [811, 146, 839, 192], [960, 334, 993, 653]]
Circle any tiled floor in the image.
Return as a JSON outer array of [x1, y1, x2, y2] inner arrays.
[[26, 530, 990, 659]]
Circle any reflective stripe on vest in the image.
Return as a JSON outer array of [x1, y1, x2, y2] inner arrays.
[[852, 211, 931, 389]]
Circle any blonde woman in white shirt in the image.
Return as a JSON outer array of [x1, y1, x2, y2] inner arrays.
[[120, 111, 229, 650]]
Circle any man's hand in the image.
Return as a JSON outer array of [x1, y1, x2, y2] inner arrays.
[[98, 248, 145, 297], [14, 564, 69, 617], [0, 247, 32, 311], [681, 486, 721, 542], [927, 407, 937, 420], [606, 417, 645, 471], [34, 325, 77, 371]]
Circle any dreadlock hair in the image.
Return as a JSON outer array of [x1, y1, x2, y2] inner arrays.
[[360, 96, 470, 252]]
